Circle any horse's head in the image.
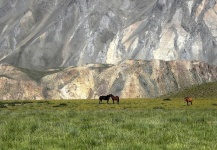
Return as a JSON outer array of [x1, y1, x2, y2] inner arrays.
[[184, 97, 189, 100], [108, 94, 113, 97], [184, 97, 192, 101]]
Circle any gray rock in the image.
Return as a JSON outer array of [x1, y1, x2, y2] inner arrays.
[[0, 0, 216, 70]]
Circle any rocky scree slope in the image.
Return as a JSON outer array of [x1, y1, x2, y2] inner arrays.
[[0, 0, 216, 70]]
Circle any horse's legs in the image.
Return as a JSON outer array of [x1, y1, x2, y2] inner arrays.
[[107, 100, 108, 104], [191, 101, 192, 105], [113, 100, 114, 104]]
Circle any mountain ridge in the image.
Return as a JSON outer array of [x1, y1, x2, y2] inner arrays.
[[0, 60, 216, 100]]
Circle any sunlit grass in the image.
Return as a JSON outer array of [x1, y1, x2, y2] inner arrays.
[[0, 98, 217, 149], [162, 81, 217, 99]]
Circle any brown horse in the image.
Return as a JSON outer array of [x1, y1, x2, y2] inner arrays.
[[99, 95, 111, 104], [109, 94, 119, 104], [184, 97, 193, 105]]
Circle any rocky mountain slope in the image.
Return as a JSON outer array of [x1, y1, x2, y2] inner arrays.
[[0, 60, 216, 100], [0, 0, 217, 70]]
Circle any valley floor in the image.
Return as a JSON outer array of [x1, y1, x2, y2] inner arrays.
[[0, 98, 217, 150]]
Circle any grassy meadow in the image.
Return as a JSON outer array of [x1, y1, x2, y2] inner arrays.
[[161, 82, 217, 99], [0, 98, 217, 150]]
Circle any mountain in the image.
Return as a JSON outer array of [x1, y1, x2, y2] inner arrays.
[[0, 0, 217, 100], [0, 0, 217, 70], [0, 60, 216, 100]]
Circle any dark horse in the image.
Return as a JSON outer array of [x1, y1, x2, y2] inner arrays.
[[99, 95, 111, 104], [109, 94, 120, 104], [184, 97, 193, 105]]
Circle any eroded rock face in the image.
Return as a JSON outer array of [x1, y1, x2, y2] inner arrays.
[[0, 64, 43, 100], [0, 0, 216, 70], [0, 60, 216, 100]]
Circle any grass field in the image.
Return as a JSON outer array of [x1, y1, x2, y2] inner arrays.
[[0, 98, 217, 150], [161, 82, 217, 99]]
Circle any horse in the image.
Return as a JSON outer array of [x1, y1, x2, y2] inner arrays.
[[99, 95, 111, 104], [184, 97, 193, 105], [109, 94, 119, 104]]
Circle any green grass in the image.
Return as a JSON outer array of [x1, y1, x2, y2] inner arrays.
[[0, 98, 217, 150], [162, 81, 217, 99]]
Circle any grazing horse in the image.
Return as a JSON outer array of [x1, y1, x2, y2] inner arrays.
[[184, 97, 193, 105], [109, 94, 120, 104], [99, 95, 111, 104]]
